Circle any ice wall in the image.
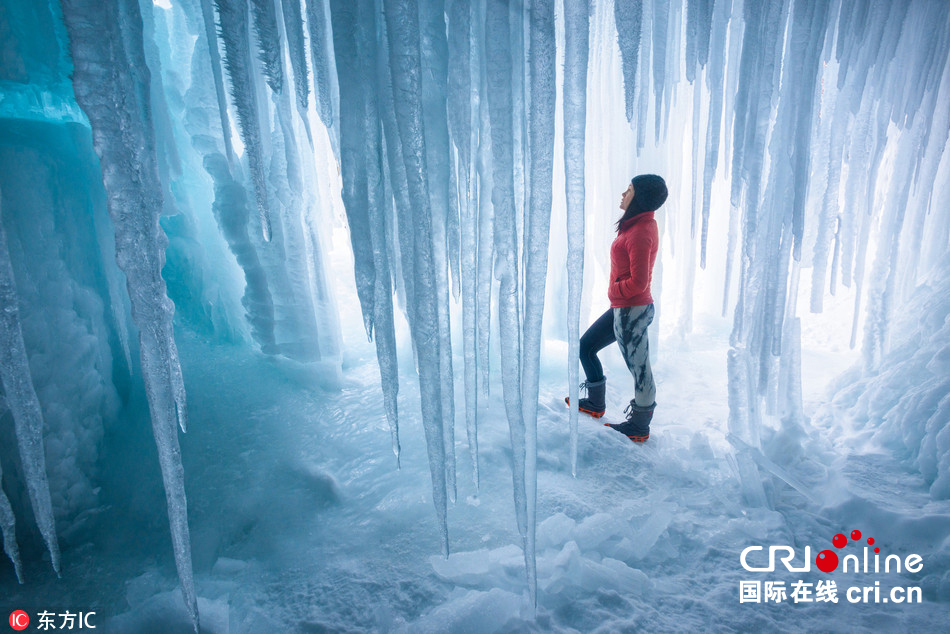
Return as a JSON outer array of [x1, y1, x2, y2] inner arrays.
[[828, 254, 950, 500], [0, 0, 123, 577], [0, 0, 948, 616]]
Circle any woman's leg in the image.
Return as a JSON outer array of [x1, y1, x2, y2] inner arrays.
[[612, 304, 656, 406], [579, 308, 616, 382]]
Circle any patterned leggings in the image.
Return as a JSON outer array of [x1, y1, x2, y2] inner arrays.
[[579, 304, 656, 407]]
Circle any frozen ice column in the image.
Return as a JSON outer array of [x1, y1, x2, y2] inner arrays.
[[59, 0, 199, 630], [0, 195, 59, 580]]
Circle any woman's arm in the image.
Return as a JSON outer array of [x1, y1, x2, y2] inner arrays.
[[615, 230, 653, 299]]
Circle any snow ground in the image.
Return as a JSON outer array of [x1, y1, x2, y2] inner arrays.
[[6, 307, 950, 633]]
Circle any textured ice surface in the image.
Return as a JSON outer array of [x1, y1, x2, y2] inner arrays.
[[3, 321, 943, 631], [1, 0, 949, 630]]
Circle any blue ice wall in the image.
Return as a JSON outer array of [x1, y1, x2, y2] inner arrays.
[[0, 0, 124, 549]]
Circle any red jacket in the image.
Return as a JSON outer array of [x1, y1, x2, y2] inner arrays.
[[608, 211, 658, 307]]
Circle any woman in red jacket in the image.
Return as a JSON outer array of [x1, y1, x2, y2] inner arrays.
[[567, 174, 667, 442]]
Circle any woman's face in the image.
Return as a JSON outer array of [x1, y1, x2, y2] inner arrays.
[[620, 183, 635, 210]]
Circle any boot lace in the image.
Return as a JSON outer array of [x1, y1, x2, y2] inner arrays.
[[623, 400, 636, 421]]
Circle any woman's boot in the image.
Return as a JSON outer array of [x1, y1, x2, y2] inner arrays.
[[606, 400, 655, 442], [564, 378, 607, 418]]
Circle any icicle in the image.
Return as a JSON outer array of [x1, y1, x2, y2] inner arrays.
[[447, 0, 480, 490], [613, 0, 642, 122], [563, 0, 589, 478], [829, 216, 841, 296], [786, 0, 832, 261], [511, 1, 527, 292], [685, 0, 699, 83], [383, 0, 449, 556], [377, 15, 417, 325], [328, 0, 377, 339], [661, 0, 680, 139], [418, 0, 457, 505], [690, 75, 701, 239], [327, 0, 401, 461], [721, 2, 742, 169], [306, 0, 335, 131], [215, 0, 273, 241], [280, 0, 314, 145], [722, 203, 738, 317], [635, 0, 651, 151], [838, 101, 873, 289], [475, 0, 495, 401], [281, 0, 308, 109], [849, 196, 872, 350], [60, 0, 198, 628], [250, 0, 283, 93], [752, 0, 830, 374], [0, 450, 23, 584], [198, 0, 236, 165], [362, 1, 400, 469], [700, 0, 731, 269], [371, 186, 401, 467], [486, 0, 528, 588], [685, 0, 714, 78], [520, 0, 555, 608], [731, 0, 787, 212], [811, 92, 848, 312], [0, 197, 59, 578], [652, 0, 670, 143], [448, 141, 461, 302], [380, 134, 401, 296], [849, 111, 888, 349]]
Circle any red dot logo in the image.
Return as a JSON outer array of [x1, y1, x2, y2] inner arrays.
[[851, 529, 862, 541], [817, 549, 839, 573], [9, 611, 29, 631], [867, 537, 875, 545], [832, 533, 847, 548]]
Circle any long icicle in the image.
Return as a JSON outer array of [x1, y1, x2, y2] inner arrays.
[[215, 0, 273, 241], [447, 0, 480, 490], [60, 0, 199, 628], [198, 0, 236, 166], [0, 447, 23, 583], [0, 193, 59, 579], [486, 0, 528, 593], [564, 0, 589, 478], [521, 0, 555, 609], [383, 0, 449, 557]]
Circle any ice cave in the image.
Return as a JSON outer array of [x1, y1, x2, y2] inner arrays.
[[2, 0, 950, 631]]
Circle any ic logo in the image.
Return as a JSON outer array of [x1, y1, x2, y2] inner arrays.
[[8, 611, 29, 631]]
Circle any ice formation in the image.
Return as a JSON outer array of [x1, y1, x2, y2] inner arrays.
[[0, 196, 59, 579], [1, 0, 949, 626], [58, 0, 200, 628], [562, 0, 589, 478]]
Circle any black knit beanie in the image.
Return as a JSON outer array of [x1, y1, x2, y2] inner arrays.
[[631, 174, 668, 212]]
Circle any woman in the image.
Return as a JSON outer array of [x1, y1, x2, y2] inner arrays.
[[566, 174, 667, 442]]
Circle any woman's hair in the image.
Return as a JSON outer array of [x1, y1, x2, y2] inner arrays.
[[615, 174, 669, 233], [615, 198, 646, 233]]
